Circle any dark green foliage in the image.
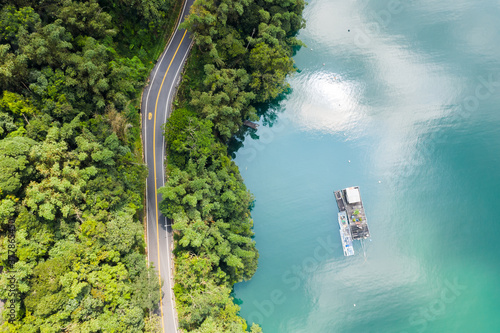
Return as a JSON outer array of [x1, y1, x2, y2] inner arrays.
[[160, 128, 258, 283], [98, 0, 176, 63], [162, 98, 260, 333], [159, 0, 305, 331], [179, 0, 305, 141], [0, 3, 151, 119], [191, 64, 257, 140], [0, 0, 174, 331], [0, 0, 304, 330]]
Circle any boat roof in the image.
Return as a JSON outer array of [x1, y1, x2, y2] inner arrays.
[[346, 187, 360, 204]]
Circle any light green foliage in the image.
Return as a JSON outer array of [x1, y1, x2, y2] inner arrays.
[[0, 136, 36, 196], [0, 91, 36, 117], [23, 257, 70, 318], [164, 107, 223, 168], [0, 91, 38, 138], [161, 161, 258, 281], [144, 313, 162, 333], [191, 64, 257, 140], [0, 196, 16, 224], [160, 94, 260, 331], [1, 110, 154, 329], [160, 0, 304, 331], [248, 42, 295, 102], [250, 323, 264, 333], [0, 0, 169, 330], [173, 253, 248, 332]]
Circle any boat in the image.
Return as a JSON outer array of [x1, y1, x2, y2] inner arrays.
[[334, 186, 370, 256]]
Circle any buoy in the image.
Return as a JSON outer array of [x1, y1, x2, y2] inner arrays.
[[348, 160, 351, 163], [378, 180, 381, 183], [353, 304, 356, 307], [348, 29, 351, 32], [323, 63, 325, 66]]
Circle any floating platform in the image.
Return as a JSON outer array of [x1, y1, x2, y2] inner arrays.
[[334, 186, 370, 256], [338, 211, 354, 256]]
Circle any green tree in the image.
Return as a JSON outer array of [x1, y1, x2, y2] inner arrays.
[[248, 42, 295, 102], [0, 136, 37, 196], [191, 64, 257, 141]]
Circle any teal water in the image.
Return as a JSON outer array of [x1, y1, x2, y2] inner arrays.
[[233, 0, 500, 332]]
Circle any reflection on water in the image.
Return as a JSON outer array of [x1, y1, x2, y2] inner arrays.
[[234, 0, 500, 332], [288, 72, 367, 137]]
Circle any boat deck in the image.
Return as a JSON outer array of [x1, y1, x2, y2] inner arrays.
[[334, 187, 370, 241], [338, 211, 354, 256], [344, 199, 370, 239], [334, 190, 345, 212]]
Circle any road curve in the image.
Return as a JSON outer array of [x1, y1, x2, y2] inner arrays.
[[141, 0, 194, 331]]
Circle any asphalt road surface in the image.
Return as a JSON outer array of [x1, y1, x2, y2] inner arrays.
[[141, 0, 194, 331]]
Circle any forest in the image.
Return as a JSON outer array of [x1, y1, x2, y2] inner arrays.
[[0, 0, 305, 331], [159, 0, 305, 331], [0, 0, 180, 331]]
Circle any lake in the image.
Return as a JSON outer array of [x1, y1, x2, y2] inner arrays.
[[233, 0, 500, 332]]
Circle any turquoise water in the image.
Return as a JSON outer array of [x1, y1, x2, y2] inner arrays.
[[233, 0, 500, 332]]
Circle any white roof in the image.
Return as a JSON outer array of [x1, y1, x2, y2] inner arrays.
[[346, 187, 360, 204]]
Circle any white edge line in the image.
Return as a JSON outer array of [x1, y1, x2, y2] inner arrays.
[[160, 35, 191, 333], [142, 0, 190, 329], [144, 0, 190, 245], [144, 23, 171, 265], [142, 1, 191, 331], [158, 6, 191, 333]]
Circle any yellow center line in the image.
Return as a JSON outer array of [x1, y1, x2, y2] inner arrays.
[[153, 29, 188, 333]]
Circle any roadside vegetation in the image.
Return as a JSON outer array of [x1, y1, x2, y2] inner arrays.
[[0, 0, 181, 331], [159, 0, 305, 331]]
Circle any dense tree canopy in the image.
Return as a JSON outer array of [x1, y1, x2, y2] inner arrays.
[[0, 0, 304, 330], [179, 0, 305, 141], [159, 0, 305, 331], [161, 109, 259, 332], [0, 0, 176, 331]]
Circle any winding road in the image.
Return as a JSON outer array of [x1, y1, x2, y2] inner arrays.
[[141, 0, 194, 331]]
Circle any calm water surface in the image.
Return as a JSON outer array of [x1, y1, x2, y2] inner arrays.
[[233, 0, 500, 332]]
